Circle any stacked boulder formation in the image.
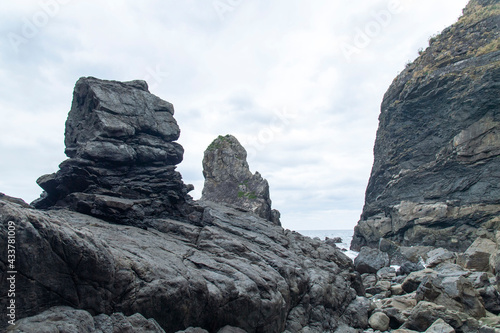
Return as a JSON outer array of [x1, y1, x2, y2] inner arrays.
[[32, 77, 197, 226], [201, 134, 281, 225]]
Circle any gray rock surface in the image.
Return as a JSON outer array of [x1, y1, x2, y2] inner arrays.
[[7, 306, 165, 333], [351, 0, 500, 251], [425, 318, 455, 333], [0, 195, 358, 333], [32, 77, 197, 227], [354, 247, 390, 274], [368, 312, 390, 331], [201, 135, 280, 225]]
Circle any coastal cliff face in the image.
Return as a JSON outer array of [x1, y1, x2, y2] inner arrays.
[[352, 0, 500, 251], [1, 77, 364, 333]]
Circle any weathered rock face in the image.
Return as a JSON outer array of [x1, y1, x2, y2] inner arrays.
[[32, 77, 196, 226], [201, 135, 280, 225], [9, 306, 166, 333], [0, 195, 360, 333], [352, 0, 500, 251]]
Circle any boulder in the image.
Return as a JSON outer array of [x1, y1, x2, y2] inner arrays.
[[351, 0, 500, 252], [398, 261, 426, 276], [416, 274, 486, 318], [377, 266, 397, 281], [401, 269, 435, 293], [402, 301, 480, 332], [201, 135, 280, 225], [458, 237, 497, 272], [354, 247, 390, 274], [425, 318, 455, 333], [425, 248, 456, 268], [368, 312, 390, 331]]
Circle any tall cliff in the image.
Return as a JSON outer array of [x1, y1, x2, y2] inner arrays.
[[351, 0, 500, 251]]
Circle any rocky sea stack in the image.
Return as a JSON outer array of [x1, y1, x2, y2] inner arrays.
[[201, 134, 281, 225], [351, 0, 500, 252], [32, 77, 197, 227], [1, 77, 364, 333]]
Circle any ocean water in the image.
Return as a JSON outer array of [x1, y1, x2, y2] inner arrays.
[[297, 229, 359, 260]]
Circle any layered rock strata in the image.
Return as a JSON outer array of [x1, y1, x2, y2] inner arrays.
[[201, 135, 281, 225], [352, 0, 500, 251], [32, 77, 196, 226]]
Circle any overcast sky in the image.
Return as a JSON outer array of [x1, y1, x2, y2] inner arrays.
[[0, 0, 469, 231]]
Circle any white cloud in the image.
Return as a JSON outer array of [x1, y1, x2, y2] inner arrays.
[[0, 0, 470, 230]]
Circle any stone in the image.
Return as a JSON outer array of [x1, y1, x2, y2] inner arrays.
[[201, 135, 280, 225], [458, 237, 497, 272], [425, 248, 457, 268], [416, 274, 486, 318], [478, 285, 500, 314], [9, 306, 165, 333], [398, 261, 426, 276], [377, 266, 397, 281], [342, 296, 371, 329], [402, 301, 480, 333], [0, 196, 359, 333], [401, 269, 435, 293], [391, 284, 405, 296], [327, 236, 343, 244], [351, 0, 500, 252], [31, 77, 196, 227], [368, 312, 390, 331], [354, 247, 390, 274], [425, 318, 455, 333]]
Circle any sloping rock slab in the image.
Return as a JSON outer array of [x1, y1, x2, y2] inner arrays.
[[0, 197, 357, 333]]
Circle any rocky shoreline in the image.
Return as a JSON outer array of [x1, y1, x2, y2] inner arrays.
[[350, 238, 500, 332]]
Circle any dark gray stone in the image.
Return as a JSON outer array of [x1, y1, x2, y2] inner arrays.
[[354, 247, 390, 274]]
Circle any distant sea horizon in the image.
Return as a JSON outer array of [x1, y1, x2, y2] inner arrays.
[[296, 229, 358, 260]]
